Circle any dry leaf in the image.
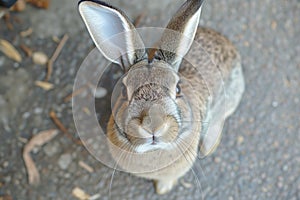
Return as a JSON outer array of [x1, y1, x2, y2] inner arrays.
[[52, 36, 60, 43], [11, 0, 26, 12], [0, 39, 22, 62], [23, 129, 58, 185], [26, 0, 50, 9], [79, 161, 94, 173], [35, 81, 54, 90], [32, 51, 48, 65], [72, 187, 90, 200], [20, 28, 33, 37]]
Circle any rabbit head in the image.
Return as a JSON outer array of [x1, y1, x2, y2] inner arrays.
[[79, 0, 204, 154]]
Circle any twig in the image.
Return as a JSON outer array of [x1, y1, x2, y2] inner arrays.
[[20, 28, 33, 37], [23, 129, 59, 185], [49, 110, 82, 145], [4, 13, 14, 30], [20, 44, 33, 57], [79, 161, 94, 173], [63, 85, 88, 102], [133, 13, 146, 27], [46, 34, 69, 81]]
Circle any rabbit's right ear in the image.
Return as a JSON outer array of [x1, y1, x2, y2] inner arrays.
[[78, 0, 146, 72], [155, 0, 204, 71]]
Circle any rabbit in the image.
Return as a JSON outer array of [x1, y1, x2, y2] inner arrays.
[[78, 0, 245, 194]]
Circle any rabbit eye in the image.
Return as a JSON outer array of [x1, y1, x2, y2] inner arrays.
[[176, 84, 181, 97]]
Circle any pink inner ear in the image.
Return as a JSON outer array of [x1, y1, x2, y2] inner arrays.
[[79, 1, 145, 69]]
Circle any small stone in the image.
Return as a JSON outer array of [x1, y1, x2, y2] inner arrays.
[[244, 41, 249, 47], [22, 112, 31, 119], [95, 87, 107, 98], [282, 165, 288, 171], [44, 142, 59, 157], [13, 62, 20, 68], [262, 186, 268, 193], [33, 107, 43, 114], [32, 51, 48, 65], [58, 153, 72, 170], [64, 173, 71, 179], [272, 101, 278, 107], [237, 136, 244, 145], [4, 175, 11, 183], [14, 179, 20, 185], [3, 161, 9, 168], [271, 21, 277, 30], [214, 157, 221, 163]]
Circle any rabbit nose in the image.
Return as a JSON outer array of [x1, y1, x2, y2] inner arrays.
[[141, 105, 164, 134]]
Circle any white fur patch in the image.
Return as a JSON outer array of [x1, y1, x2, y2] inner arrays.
[[135, 142, 171, 153]]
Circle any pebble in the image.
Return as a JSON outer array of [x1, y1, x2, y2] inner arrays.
[[95, 87, 107, 98], [272, 101, 278, 107], [44, 142, 60, 157], [237, 136, 244, 145], [34, 107, 43, 114], [13, 62, 20, 68], [32, 52, 49, 65], [22, 112, 31, 119], [58, 153, 72, 170], [3, 161, 9, 168], [282, 165, 288, 171], [214, 157, 221, 163]]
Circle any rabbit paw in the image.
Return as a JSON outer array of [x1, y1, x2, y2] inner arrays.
[[154, 179, 178, 195]]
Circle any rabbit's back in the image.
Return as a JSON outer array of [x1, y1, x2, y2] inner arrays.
[[179, 27, 245, 156], [181, 27, 241, 97]]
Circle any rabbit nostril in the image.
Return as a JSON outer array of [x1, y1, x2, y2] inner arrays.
[[151, 135, 157, 145]]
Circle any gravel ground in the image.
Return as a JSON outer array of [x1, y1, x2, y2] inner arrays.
[[0, 0, 299, 199]]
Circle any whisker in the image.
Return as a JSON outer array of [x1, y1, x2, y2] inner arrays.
[[108, 141, 131, 200], [176, 136, 207, 181], [173, 141, 204, 200]]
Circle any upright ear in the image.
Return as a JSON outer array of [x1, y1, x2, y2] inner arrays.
[[155, 0, 204, 70], [78, 0, 146, 71]]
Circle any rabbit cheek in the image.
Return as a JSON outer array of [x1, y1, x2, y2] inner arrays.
[[126, 118, 150, 146], [159, 116, 179, 143]]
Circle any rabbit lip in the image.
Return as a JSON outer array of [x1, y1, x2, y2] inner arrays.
[[138, 123, 169, 139]]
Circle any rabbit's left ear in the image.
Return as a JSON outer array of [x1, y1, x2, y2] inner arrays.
[[155, 0, 204, 71], [79, 0, 146, 71]]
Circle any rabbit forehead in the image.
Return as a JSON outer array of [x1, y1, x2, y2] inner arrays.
[[123, 62, 180, 91]]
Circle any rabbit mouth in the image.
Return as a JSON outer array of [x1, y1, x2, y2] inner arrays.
[[134, 140, 170, 153]]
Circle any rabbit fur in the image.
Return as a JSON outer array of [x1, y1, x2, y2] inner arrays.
[[79, 0, 245, 194]]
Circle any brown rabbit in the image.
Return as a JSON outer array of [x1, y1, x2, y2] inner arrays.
[[79, 0, 245, 194]]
